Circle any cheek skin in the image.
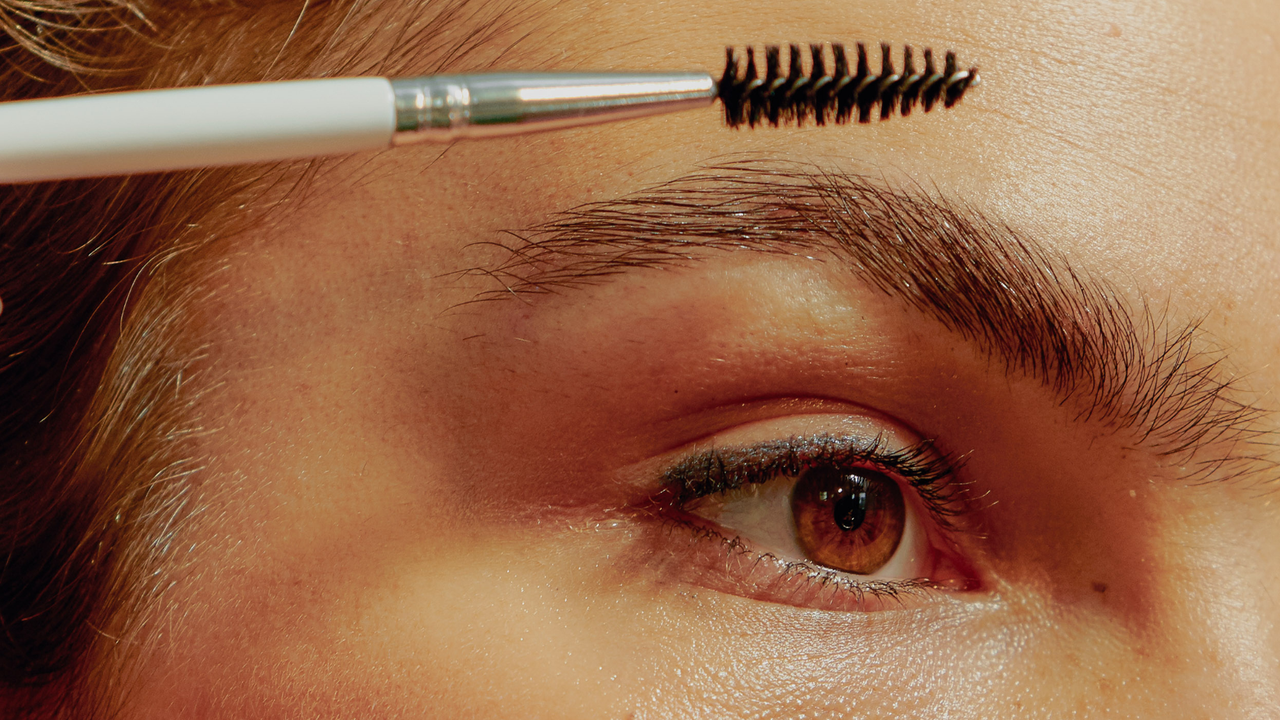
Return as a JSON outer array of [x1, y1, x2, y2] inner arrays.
[[1147, 493, 1280, 712]]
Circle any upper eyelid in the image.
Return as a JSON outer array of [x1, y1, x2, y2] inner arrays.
[[660, 433, 965, 529], [663, 433, 905, 500]]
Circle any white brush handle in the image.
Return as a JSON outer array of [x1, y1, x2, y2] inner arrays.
[[0, 78, 396, 183]]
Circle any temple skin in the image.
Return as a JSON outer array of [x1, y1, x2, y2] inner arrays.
[[119, 0, 1280, 717]]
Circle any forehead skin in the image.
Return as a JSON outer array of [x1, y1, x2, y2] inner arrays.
[[125, 0, 1280, 717]]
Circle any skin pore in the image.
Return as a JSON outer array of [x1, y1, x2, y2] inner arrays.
[[108, 0, 1280, 717]]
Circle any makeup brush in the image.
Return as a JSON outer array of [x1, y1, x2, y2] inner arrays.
[[0, 42, 978, 184]]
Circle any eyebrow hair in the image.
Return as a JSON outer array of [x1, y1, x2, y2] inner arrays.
[[466, 160, 1273, 484]]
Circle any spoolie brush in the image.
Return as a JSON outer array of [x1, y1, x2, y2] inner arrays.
[[1, 42, 980, 183], [718, 42, 980, 128]]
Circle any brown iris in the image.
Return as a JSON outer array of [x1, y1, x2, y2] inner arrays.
[[790, 464, 906, 574]]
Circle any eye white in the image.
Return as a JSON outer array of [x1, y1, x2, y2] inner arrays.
[[688, 474, 928, 580]]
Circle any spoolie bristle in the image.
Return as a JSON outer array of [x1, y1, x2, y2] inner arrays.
[[717, 42, 979, 128]]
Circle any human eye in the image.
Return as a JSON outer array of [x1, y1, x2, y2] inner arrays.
[[648, 416, 980, 612]]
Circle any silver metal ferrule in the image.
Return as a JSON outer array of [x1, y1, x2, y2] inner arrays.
[[390, 71, 716, 144]]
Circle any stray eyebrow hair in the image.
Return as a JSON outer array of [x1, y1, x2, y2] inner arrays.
[[466, 160, 1273, 484]]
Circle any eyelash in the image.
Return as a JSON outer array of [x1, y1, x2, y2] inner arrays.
[[662, 433, 966, 528], [652, 433, 973, 604]]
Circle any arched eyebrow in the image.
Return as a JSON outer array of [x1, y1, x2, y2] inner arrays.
[[467, 160, 1273, 484]]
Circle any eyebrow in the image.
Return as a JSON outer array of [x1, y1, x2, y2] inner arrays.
[[466, 160, 1272, 484]]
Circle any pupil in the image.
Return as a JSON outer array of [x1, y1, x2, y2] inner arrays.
[[832, 483, 867, 531]]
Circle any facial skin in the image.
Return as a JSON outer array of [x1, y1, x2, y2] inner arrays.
[[120, 0, 1280, 717]]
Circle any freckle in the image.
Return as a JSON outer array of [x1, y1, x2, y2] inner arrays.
[[1092, 582, 1108, 594], [1104, 23, 1122, 37]]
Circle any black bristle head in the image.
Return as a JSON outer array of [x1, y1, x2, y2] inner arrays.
[[876, 42, 902, 121], [809, 44, 830, 126], [743, 47, 764, 127], [719, 47, 746, 127], [831, 43, 849, 77], [921, 48, 943, 112], [829, 43, 853, 123], [899, 46, 921, 117], [715, 42, 978, 129], [763, 45, 784, 126], [945, 68, 978, 108], [785, 44, 807, 126], [854, 43, 877, 123]]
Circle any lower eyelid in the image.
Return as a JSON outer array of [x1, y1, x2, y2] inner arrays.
[[651, 515, 943, 613]]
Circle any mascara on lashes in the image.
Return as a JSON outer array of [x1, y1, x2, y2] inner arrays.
[[661, 433, 965, 530]]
